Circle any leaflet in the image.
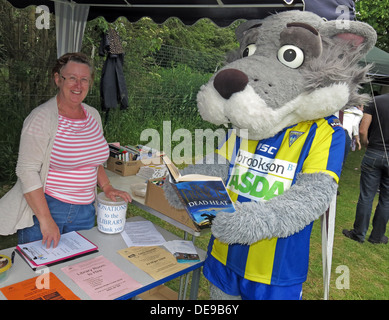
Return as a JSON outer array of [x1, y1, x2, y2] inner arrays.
[[120, 220, 166, 247], [118, 246, 187, 280], [61, 255, 142, 300], [163, 240, 200, 263], [0, 272, 80, 300]]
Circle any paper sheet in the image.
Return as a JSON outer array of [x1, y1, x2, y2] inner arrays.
[[120, 221, 166, 247], [164, 240, 198, 255], [0, 272, 80, 300], [117, 246, 187, 280], [61, 255, 142, 300]]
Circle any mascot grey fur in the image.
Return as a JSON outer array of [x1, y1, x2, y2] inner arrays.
[[163, 10, 376, 299]]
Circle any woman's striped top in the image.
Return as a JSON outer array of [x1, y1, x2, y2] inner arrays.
[[45, 106, 109, 204]]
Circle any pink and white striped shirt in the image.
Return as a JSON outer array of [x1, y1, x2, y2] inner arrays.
[[45, 107, 109, 204]]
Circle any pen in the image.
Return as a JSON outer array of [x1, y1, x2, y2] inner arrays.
[[20, 247, 38, 260]]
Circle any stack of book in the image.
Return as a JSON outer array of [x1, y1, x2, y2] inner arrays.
[[136, 164, 168, 180], [108, 144, 160, 162]]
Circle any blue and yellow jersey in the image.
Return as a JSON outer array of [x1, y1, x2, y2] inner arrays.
[[207, 116, 345, 286]]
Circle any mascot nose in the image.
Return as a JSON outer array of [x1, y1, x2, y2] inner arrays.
[[213, 68, 249, 99]]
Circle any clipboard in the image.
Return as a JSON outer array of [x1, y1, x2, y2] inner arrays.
[[16, 231, 98, 270]]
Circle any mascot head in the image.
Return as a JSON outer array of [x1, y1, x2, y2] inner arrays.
[[197, 11, 377, 140]]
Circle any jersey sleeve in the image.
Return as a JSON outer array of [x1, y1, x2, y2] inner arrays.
[[302, 117, 345, 183]]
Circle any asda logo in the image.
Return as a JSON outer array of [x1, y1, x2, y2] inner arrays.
[[228, 169, 286, 200]]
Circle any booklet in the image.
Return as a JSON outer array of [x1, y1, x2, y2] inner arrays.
[[161, 155, 235, 229], [16, 231, 98, 270], [61, 255, 142, 300]]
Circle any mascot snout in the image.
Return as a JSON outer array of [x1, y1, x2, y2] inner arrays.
[[213, 69, 249, 99]]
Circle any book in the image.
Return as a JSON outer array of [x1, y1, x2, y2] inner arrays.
[[136, 164, 168, 180], [161, 155, 235, 229], [16, 231, 98, 270]]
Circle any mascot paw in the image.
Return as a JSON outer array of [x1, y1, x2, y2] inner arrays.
[[162, 179, 186, 210], [211, 210, 237, 243], [211, 202, 270, 245]]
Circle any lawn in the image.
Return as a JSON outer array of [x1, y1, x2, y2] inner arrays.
[[0, 148, 387, 300]]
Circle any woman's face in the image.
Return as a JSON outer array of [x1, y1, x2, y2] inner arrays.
[[55, 61, 91, 106]]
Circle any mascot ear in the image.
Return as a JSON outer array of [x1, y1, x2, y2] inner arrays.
[[319, 20, 377, 57], [235, 19, 263, 44]]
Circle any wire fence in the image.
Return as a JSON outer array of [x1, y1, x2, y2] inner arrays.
[[0, 43, 224, 111], [0, 43, 225, 181]]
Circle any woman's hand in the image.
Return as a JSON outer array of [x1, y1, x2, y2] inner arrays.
[[102, 183, 132, 203], [23, 188, 61, 248], [97, 165, 132, 202], [39, 216, 61, 248]]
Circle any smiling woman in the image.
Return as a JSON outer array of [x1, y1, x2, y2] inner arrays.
[[0, 52, 132, 248], [53, 53, 94, 119]]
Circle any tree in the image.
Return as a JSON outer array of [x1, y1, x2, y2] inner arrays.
[[355, 0, 389, 51], [161, 18, 239, 56], [0, 1, 58, 182], [0, 0, 57, 111]]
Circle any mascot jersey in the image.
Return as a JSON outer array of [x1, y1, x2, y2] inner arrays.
[[207, 116, 344, 286]]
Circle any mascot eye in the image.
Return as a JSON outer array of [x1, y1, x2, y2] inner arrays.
[[243, 44, 257, 57], [277, 45, 304, 68]]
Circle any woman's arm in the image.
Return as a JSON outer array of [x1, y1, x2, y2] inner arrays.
[[97, 165, 132, 203], [23, 188, 60, 248], [16, 106, 61, 248]]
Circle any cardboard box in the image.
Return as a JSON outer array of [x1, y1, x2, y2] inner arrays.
[[138, 285, 178, 300], [106, 156, 144, 176], [107, 156, 164, 177], [145, 177, 200, 232], [106, 156, 116, 172]]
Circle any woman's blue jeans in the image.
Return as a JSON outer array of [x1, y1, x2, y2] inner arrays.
[[18, 194, 95, 245], [354, 148, 389, 242]]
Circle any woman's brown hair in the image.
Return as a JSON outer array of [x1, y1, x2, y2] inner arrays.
[[52, 52, 94, 86]]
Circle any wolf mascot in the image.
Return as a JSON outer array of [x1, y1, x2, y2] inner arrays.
[[163, 11, 376, 300]]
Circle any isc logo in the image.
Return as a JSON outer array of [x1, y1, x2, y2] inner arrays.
[[257, 143, 277, 155]]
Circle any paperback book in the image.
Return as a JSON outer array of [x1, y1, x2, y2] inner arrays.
[[161, 156, 235, 229]]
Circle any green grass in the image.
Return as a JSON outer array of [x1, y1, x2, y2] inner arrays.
[[1, 149, 387, 300], [304, 148, 388, 300]]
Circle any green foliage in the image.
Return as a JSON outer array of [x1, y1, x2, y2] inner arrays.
[[99, 63, 217, 149], [161, 18, 240, 56], [355, 0, 389, 51]]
